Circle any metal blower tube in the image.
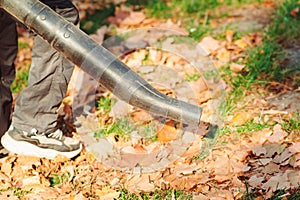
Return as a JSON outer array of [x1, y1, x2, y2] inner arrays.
[[0, 0, 202, 126]]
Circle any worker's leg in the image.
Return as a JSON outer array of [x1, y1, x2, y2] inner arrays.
[[1, 0, 82, 159], [0, 9, 17, 137], [12, 0, 80, 134]]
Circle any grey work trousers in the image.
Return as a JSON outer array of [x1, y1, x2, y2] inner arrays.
[[0, 0, 79, 136], [0, 10, 17, 136]]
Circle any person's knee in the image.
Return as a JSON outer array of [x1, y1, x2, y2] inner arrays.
[[41, 0, 80, 25], [57, 5, 80, 25]]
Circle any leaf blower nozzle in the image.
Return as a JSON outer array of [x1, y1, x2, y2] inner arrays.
[[0, 0, 202, 126]]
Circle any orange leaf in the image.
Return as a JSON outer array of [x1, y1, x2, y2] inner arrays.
[[226, 29, 234, 43], [230, 63, 245, 73], [156, 120, 178, 143], [291, 7, 299, 18]]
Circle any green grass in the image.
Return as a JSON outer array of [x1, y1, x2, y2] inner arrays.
[[220, 0, 300, 114], [0, 187, 30, 198], [245, 0, 300, 83], [94, 117, 136, 139], [269, 0, 300, 41], [97, 96, 115, 114], [236, 120, 272, 133], [246, 40, 283, 80], [80, 4, 115, 34], [10, 64, 30, 93], [49, 173, 71, 187], [220, 65, 259, 114], [118, 189, 193, 200], [282, 112, 300, 134], [240, 187, 300, 200]]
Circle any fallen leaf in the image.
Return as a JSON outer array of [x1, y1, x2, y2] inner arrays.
[[252, 144, 267, 156], [234, 39, 248, 49], [232, 111, 253, 126], [156, 120, 179, 143], [226, 30, 234, 43], [131, 109, 153, 123], [257, 158, 272, 166], [287, 170, 300, 188], [174, 163, 200, 176], [216, 48, 231, 63], [198, 36, 221, 55], [291, 7, 299, 18], [126, 175, 155, 193], [96, 187, 120, 200], [288, 142, 300, 153], [249, 128, 272, 144], [267, 124, 288, 143], [193, 193, 209, 200], [122, 11, 146, 26], [263, 162, 280, 174], [264, 143, 286, 158], [273, 148, 293, 164], [230, 63, 245, 73], [248, 174, 264, 187], [262, 173, 290, 192]]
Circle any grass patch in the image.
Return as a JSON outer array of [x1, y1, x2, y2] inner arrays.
[[246, 40, 283, 81], [269, 0, 300, 42], [236, 120, 273, 133], [80, 4, 115, 34], [10, 64, 30, 93], [245, 0, 300, 84], [96, 96, 115, 114], [118, 188, 192, 200], [49, 173, 71, 187], [220, 65, 259, 114], [0, 187, 30, 198], [221, 0, 300, 114], [94, 117, 135, 139], [282, 112, 300, 134]]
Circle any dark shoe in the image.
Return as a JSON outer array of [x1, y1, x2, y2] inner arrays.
[[1, 125, 82, 159]]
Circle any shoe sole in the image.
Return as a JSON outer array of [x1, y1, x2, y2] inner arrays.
[[1, 132, 82, 159]]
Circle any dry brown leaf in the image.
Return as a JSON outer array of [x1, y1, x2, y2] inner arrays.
[[273, 148, 293, 164], [226, 30, 234, 43], [174, 163, 200, 176], [258, 158, 272, 166], [230, 63, 245, 73], [126, 175, 155, 193], [131, 109, 153, 123], [193, 193, 209, 200], [156, 120, 179, 143], [287, 170, 300, 188], [290, 153, 300, 167], [198, 36, 221, 55], [264, 143, 286, 158], [22, 175, 41, 187], [234, 39, 248, 49], [212, 155, 232, 183], [252, 144, 267, 156], [249, 128, 272, 144], [267, 124, 288, 143], [216, 48, 231, 63], [157, 20, 189, 36], [263, 162, 280, 174], [262, 173, 290, 192], [95, 187, 120, 200], [190, 77, 208, 94], [288, 142, 300, 153], [122, 11, 146, 26], [248, 174, 264, 187], [231, 111, 253, 126]]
